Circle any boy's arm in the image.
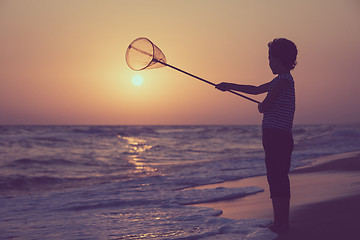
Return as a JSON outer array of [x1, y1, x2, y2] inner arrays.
[[215, 82, 271, 95]]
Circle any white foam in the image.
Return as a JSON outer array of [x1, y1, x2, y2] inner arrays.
[[174, 186, 264, 205]]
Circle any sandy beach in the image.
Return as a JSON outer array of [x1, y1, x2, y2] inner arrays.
[[192, 151, 360, 240]]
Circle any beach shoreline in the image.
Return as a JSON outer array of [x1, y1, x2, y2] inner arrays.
[[191, 151, 360, 239]]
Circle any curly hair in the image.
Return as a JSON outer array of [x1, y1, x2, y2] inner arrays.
[[268, 38, 298, 70]]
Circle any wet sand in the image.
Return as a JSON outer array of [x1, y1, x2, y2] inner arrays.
[[192, 151, 360, 239]]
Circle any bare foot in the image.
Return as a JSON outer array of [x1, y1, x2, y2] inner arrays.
[[268, 223, 290, 233]]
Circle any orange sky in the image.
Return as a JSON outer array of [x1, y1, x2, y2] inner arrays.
[[0, 0, 359, 125]]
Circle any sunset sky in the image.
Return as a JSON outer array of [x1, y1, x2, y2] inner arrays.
[[1, 0, 359, 125]]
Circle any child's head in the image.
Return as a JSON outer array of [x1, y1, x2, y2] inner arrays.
[[268, 38, 297, 73]]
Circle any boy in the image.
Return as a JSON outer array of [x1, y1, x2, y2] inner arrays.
[[215, 38, 297, 233]]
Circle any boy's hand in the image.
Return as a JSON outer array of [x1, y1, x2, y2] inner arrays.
[[215, 82, 230, 91]]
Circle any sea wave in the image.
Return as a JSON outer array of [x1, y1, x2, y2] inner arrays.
[[7, 158, 76, 167], [1, 125, 359, 239]]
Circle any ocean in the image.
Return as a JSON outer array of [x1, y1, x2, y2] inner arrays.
[[1, 124, 360, 239]]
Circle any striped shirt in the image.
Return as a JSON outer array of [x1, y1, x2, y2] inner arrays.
[[262, 73, 295, 132]]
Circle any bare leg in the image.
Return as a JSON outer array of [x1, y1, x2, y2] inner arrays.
[[268, 198, 290, 233]]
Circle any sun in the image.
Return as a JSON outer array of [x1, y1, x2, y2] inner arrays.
[[131, 75, 143, 86]]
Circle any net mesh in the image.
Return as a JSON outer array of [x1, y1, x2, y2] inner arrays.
[[125, 38, 166, 71]]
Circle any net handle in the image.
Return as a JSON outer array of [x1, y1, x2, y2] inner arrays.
[[154, 60, 260, 104]]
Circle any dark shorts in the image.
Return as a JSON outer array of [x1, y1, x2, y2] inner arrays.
[[262, 128, 294, 199]]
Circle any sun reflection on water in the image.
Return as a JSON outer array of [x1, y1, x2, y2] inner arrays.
[[120, 136, 158, 175]]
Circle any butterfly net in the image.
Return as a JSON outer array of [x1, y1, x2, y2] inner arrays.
[[125, 38, 166, 71]]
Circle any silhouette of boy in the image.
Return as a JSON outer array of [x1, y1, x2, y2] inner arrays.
[[216, 38, 297, 233]]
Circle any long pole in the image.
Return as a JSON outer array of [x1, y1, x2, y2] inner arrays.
[[129, 42, 260, 104], [158, 61, 260, 104]]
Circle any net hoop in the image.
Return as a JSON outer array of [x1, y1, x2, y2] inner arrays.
[[125, 37, 166, 71]]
